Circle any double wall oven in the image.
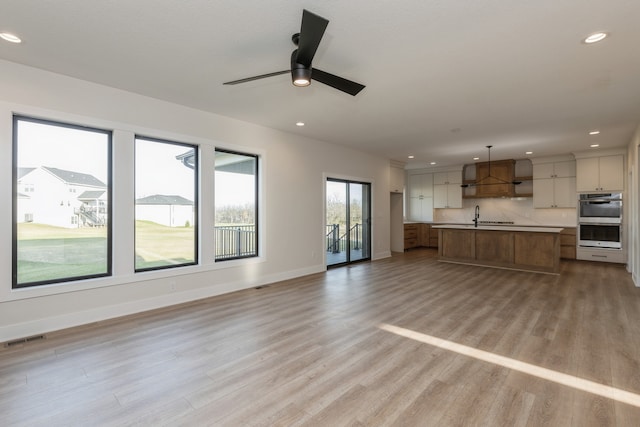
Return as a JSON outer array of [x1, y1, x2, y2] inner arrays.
[[578, 193, 622, 249]]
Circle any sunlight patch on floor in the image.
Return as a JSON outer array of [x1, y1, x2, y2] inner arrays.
[[378, 323, 640, 408]]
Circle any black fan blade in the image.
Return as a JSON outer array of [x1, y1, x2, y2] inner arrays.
[[295, 10, 329, 67], [312, 68, 365, 96], [223, 70, 289, 85]]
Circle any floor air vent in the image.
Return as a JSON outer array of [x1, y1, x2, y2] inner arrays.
[[5, 334, 46, 348]]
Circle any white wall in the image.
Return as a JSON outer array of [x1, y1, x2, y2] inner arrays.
[[0, 60, 392, 342]]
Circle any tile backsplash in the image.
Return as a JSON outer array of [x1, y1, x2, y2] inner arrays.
[[434, 198, 577, 227]]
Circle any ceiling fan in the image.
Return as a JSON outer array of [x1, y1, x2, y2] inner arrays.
[[223, 9, 365, 96]]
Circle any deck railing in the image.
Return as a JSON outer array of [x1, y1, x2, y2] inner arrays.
[[326, 223, 362, 254], [215, 225, 256, 260]]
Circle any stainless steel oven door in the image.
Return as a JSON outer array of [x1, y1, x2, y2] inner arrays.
[[578, 223, 622, 249], [578, 193, 622, 223]]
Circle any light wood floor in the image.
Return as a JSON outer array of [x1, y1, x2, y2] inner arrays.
[[2, 249, 640, 426]]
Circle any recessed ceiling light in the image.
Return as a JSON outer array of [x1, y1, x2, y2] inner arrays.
[[525, 151, 533, 155], [408, 155, 415, 159], [0, 32, 21, 43], [583, 32, 608, 44], [589, 130, 600, 135], [430, 162, 437, 165], [473, 157, 480, 161], [590, 144, 600, 148], [295, 122, 305, 127]]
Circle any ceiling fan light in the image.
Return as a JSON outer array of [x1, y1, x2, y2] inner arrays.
[[293, 78, 310, 87], [292, 67, 311, 87]]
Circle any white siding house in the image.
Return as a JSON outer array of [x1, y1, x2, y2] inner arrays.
[[17, 166, 107, 228]]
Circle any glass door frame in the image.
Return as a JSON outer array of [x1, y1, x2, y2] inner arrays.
[[325, 177, 372, 268]]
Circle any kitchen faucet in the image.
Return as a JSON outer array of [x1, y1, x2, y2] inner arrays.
[[473, 205, 480, 227]]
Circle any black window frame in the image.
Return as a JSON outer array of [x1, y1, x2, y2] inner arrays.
[[12, 115, 113, 289], [134, 135, 199, 272], [214, 148, 259, 261]]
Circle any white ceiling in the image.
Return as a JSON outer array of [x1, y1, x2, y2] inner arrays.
[[1, 1, 639, 168]]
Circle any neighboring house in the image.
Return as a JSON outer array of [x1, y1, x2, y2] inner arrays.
[[17, 166, 108, 228], [135, 194, 194, 227]]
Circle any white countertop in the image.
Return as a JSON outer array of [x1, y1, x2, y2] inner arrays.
[[431, 224, 564, 233]]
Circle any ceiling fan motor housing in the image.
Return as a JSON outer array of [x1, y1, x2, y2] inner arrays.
[[291, 50, 311, 86]]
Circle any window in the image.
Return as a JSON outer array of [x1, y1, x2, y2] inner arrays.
[[13, 116, 112, 288], [135, 137, 198, 271], [215, 149, 258, 260]]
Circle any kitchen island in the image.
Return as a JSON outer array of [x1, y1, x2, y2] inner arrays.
[[432, 224, 564, 274]]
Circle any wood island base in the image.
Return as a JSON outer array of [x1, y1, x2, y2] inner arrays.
[[433, 225, 563, 274]]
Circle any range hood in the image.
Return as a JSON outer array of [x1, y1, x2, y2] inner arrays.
[[461, 146, 522, 188]]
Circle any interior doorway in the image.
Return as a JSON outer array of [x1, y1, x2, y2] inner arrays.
[[326, 178, 371, 267]]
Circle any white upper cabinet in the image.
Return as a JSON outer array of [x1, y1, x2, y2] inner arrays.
[[434, 183, 463, 208], [532, 159, 576, 208], [534, 160, 575, 179], [575, 155, 624, 192], [433, 171, 462, 185], [407, 173, 433, 198], [433, 171, 462, 208], [390, 165, 405, 193]]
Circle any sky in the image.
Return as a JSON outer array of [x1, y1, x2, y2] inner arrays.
[[327, 180, 364, 204], [17, 119, 109, 182], [135, 138, 195, 199], [16, 119, 255, 206]]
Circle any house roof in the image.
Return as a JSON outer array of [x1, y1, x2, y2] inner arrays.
[[135, 195, 193, 206], [17, 167, 36, 179], [176, 149, 195, 170], [78, 190, 106, 200], [43, 166, 107, 188]]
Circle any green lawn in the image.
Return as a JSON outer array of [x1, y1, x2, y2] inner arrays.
[[16, 221, 195, 284], [17, 223, 109, 284], [135, 220, 195, 269]]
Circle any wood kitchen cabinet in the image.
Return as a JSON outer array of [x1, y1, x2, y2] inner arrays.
[[404, 223, 439, 250], [403, 223, 419, 250], [419, 223, 430, 246], [429, 225, 439, 248], [532, 160, 576, 208], [560, 227, 576, 259], [576, 155, 624, 192]]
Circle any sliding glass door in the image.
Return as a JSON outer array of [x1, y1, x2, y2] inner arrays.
[[326, 178, 371, 267]]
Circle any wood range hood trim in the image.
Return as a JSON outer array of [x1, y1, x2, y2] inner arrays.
[[461, 157, 533, 199]]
